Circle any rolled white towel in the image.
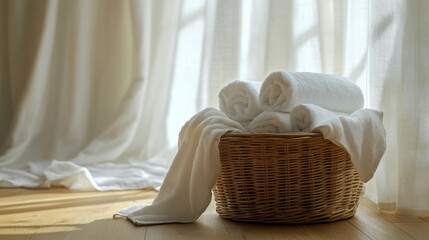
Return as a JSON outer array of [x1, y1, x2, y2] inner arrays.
[[219, 80, 263, 121], [291, 104, 347, 132], [247, 111, 292, 133], [259, 71, 364, 113]]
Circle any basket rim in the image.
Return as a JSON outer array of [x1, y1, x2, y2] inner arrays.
[[222, 131, 323, 138]]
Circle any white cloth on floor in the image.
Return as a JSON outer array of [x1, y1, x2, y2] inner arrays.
[[312, 109, 386, 182], [0, 160, 168, 191], [247, 111, 292, 133], [42, 160, 168, 191], [219, 80, 263, 121], [259, 71, 364, 113], [290, 104, 347, 132], [115, 108, 245, 225]]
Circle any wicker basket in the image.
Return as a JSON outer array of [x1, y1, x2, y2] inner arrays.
[[213, 132, 363, 224]]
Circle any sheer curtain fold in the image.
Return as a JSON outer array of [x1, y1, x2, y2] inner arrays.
[[394, 0, 429, 215], [0, 0, 428, 216], [0, 0, 174, 190]]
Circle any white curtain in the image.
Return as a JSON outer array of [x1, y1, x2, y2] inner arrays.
[[0, 0, 177, 190], [0, 0, 428, 216]]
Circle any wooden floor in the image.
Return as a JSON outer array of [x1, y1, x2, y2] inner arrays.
[[0, 188, 428, 240]]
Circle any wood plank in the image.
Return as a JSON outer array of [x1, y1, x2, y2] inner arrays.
[[216, 220, 371, 240], [1, 188, 427, 240], [0, 188, 156, 240], [347, 198, 415, 240], [395, 222, 429, 240], [380, 212, 426, 223]]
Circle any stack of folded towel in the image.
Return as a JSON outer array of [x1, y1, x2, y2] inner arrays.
[[219, 71, 365, 133], [218, 71, 386, 183], [116, 71, 386, 226]]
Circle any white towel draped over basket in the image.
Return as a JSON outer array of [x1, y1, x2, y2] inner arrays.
[[116, 107, 385, 225]]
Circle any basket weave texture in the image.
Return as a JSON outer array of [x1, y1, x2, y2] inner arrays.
[[214, 132, 363, 224]]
